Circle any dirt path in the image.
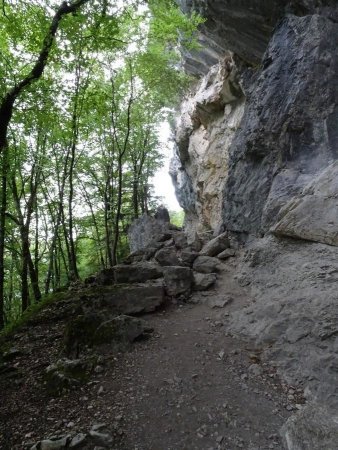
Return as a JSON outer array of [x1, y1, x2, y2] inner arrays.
[[0, 266, 293, 450], [103, 299, 290, 450]]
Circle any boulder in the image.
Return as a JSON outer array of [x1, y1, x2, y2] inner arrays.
[[154, 205, 170, 223], [100, 284, 166, 315], [180, 250, 199, 266], [123, 249, 146, 264], [93, 315, 153, 348], [193, 256, 221, 274], [172, 232, 188, 249], [217, 248, 236, 260], [64, 312, 104, 356], [128, 215, 170, 252], [200, 232, 230, 257], [73, 285, 165, 326], [281, 403, 338, 450], [44, 358, 96, 395], [95, 268, 115, 286], [193, 272, 217, 291], [163, 266, 193, 297], [155, 248, 181, 267], [114, 262, 162, 284]]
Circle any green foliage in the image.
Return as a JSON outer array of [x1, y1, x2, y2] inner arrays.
[[0, 0, 203, 328], [0, 290, 68, 342], [170, 210, 185, 227]]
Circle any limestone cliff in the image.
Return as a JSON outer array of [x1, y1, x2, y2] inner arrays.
[[172, 1, 338, 241], [173, 2, 338, 448]]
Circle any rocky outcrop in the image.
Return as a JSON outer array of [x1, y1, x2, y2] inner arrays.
[[281, 403, 338, 450], [171, 57, 245, 239], [272, 162, 338, 246], [178, 1, 338, 75], [173, 4, 338, 240], [223, 13, 338, 236], [173, 1, 338, 448], [229, 235, 338, 408]]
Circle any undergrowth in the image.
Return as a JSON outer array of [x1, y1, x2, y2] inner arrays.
[[0, 291, 68, 345]]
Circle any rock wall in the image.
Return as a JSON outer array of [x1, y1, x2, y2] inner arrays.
[[171, 57, 245, 241], [173, 1, 338, 448], [173, 1, 338, 240]]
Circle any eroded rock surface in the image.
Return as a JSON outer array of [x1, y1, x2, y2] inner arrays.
[[171, 58, 245, 239], [172, 1, 338, 448], [229, 235, 338, 409], [173, 6, 338, 239], [281, 403, 338, 450], [272, 162, 338, 246]]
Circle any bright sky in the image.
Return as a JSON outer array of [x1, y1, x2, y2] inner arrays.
[[152, 121, 181, 211]]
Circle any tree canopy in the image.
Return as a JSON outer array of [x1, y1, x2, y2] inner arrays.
[[0, 0, 203, 328]]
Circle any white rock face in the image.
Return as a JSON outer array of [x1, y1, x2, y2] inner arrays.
[[272, 162, 338, 246], [171, 57, 245, 241]]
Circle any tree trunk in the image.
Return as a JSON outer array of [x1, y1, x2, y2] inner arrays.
[[0, 144, 8, 329], [28, 252, 41, 302], [21, 228, 30, 312]]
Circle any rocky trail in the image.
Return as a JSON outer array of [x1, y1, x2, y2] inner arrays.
[[0, 258, 300, 450], [2, 215, 336, 450]]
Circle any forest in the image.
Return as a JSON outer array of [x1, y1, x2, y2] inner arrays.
[[0, 0, 202, 329]]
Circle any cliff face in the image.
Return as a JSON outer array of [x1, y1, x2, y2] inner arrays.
[[171, 57, 245, 240], [173, 1, 338, 242], [173, 2, 338, 447]]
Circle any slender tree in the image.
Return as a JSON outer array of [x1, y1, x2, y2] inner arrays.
[[0, 0, 90, 156]]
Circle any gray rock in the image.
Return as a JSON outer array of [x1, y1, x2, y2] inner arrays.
[[123, 245, 161, 263], [218, 248, 236, 260], [100, 284, 166, 315], [69, 433, 88, 449], [200, 232, 230, 257], [89, 430, 113, 448], [163, 266, 193, 297], [44, 358, 96, 394], [193, 256, 221, 274], [229, 235, 338, 409], [179, 0, 331, 73], [30, 435, 72, 450], [155, 248, 181, 267], [180, 250, 199, 266], [193, 272, 217, 291], [128, 215, 171, 252], [281, 403, 338, 450], [93, 315, 153, 347], [154, 205, 170, 223], [208, 296, 233, 309], [222, 14, 338, 235], [114, 262, 162, 284], [173, 231, 188, 249], [63, 312, 104, 356], [89, 424, 114, 448], [174, 8, 338, 239], [171, 59, 245, 240], [272, 162, 338, 247], [95, 268, 115, 286]]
